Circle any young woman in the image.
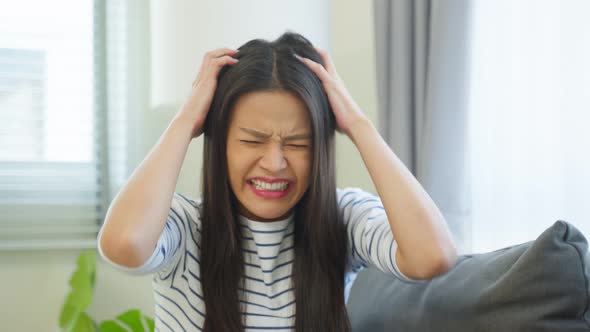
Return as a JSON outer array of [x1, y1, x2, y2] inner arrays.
[[98, 32, 457, 332]]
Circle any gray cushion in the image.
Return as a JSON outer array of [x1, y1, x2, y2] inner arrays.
[[347, 220, 590, 331]]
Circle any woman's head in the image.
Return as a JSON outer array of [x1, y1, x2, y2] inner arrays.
[[200, 32, 350, 332], [203, 32, 337, 221]]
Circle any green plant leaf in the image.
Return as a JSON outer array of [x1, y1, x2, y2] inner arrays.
[[69, 284, 94, 309], [59, 274, 93, 327], [144, 315, 155, 332], [59, 303, 79, 329], [70, 251, 96, 290], [116, 309, 145, 332], [86, 250, 96, 286], [59, 251, 96, 328], [66, 312, 98, 332], [58, 251, 155, 332], [98, 320, 127, 332]]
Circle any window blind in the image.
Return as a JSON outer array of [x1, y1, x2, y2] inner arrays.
[[0, 0, 136, 249]]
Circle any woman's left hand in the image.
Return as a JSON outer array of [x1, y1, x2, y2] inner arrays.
[[295, 49, 368, 138]]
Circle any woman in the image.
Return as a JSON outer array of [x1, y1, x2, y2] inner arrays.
[[98, 32, 457, 331]]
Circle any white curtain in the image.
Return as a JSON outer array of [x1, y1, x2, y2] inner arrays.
[[373, 0, 473, 253], [468, 0, 590, 253]]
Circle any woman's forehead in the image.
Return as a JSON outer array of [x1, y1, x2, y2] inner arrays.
[[230, 90, 311, 130]]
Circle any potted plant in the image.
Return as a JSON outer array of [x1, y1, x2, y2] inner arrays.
[[59, 250, 154, 332]]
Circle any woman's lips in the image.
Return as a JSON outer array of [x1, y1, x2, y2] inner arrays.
[[247, 180, 292, 199]]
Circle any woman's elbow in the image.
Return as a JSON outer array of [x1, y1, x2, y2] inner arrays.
[[425, 248, 458, 279], [98, 226, 148, 268], [413, 249, 458, 280]]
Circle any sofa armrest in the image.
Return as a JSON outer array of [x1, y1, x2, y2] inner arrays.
[[346, 220, 590, 332]]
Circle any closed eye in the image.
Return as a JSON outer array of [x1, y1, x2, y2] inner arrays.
[[286, 144, 309, 148], [240, 140, 262, 144]]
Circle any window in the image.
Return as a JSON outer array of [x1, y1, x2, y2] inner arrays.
[[0, 0, 137, 249], [0, 49, 46, 160], [468, 0, 590, 253]]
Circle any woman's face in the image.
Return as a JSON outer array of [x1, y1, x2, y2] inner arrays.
[[226, 90, 312, 222]]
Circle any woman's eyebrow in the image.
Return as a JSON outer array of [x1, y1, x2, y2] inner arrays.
[[239, 127, 270, 138], [283, 133, 312, 142], [239, 127, 311, 141]]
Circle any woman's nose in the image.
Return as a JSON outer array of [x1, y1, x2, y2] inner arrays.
[[259, 143, 287, 172]]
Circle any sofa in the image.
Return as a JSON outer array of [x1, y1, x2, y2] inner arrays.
[[346, 220, 590, 331]]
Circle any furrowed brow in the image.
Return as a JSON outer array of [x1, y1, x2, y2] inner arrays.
[[239, 127, 311, 141], [239, 127, 271, 139], [283, 133, 312, 141]]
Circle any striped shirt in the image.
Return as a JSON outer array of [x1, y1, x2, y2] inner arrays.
[[97, 187, 413, 331]]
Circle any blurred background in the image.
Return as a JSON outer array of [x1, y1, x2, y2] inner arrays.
[[0, 0, 588, 330]]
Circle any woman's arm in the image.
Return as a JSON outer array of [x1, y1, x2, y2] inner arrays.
[[295, 50, 457, 279], [99, 116, 194, 267], [99, 48, 239, 267], [347, 117, 457, 279]]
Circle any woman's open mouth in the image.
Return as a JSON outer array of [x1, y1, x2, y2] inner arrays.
[[247, 179, 292, 199]]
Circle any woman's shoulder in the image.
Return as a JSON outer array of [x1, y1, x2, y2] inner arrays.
[[170, 192, 203, 223], [336, 187, 385, 224], [336, 187, 383, 213], [336, 186, 379, 201], [172, 191, 202, 205]]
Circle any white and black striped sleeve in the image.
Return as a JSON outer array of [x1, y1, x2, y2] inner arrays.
[[337, 187, 414, 281], [97, 192, 199, 276]]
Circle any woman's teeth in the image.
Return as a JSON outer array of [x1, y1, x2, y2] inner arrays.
[[250, 179, 289, 191]]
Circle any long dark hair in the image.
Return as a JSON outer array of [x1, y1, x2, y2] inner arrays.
[[200, 31, 350, 332]]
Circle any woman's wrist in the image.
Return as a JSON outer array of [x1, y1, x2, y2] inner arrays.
[[346, 115, 374, 146], [169, 112, 200, 142]]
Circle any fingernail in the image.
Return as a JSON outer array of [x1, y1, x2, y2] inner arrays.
[[293, 53, 304, 61]]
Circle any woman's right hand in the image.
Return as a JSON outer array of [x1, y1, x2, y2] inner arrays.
[[174, 47, 240, 139]]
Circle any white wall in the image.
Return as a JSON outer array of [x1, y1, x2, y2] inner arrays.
[[150, 0, 330, 110], [0, 1, 377, 330], [331, 0, 378, 192]]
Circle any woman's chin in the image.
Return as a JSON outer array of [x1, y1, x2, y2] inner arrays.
[[240, 206, 292, 222]]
